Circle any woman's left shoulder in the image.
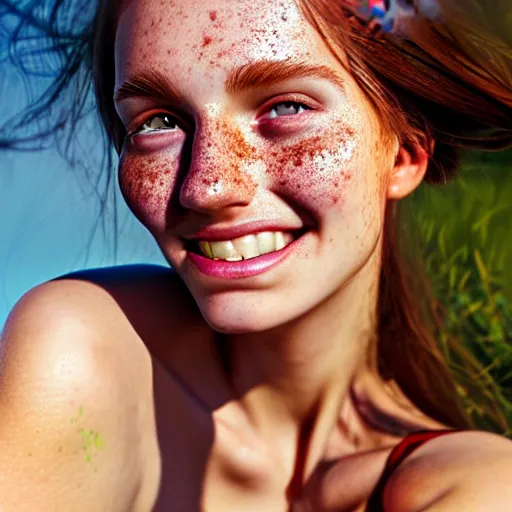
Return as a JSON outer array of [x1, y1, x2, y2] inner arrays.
[[384, 430, 512, 511]]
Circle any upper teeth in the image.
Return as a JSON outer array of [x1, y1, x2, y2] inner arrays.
[[198, 231, 294, 261]]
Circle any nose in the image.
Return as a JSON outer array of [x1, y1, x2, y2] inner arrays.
[[179, 119, 258, 214]]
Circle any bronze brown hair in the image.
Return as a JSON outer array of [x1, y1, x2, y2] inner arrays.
[[295, 0, 512, 429]]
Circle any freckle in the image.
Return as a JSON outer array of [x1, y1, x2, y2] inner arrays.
[[202, 34, 213, 47]]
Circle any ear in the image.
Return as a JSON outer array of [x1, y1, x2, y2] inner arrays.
[[386, 141, 430, 200]]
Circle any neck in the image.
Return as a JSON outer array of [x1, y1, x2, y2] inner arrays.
[[225, 250, 381, 482]]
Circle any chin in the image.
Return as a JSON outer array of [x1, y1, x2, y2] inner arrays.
[[193, 293, 303, 335]]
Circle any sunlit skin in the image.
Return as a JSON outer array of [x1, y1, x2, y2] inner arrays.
[[113, 0, 431, 507], [3, 1, 512, 511], [115, 0, 395, 334]]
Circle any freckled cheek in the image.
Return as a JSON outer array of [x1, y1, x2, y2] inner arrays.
[[118, 152, 181, 229], [271, 161, 354, 211], [262, 132, 359, 213]]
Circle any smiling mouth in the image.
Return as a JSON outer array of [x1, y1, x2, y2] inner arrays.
[[186, 230, 306, 261]]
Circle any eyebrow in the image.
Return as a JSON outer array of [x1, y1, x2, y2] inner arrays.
[[225, 60, 346, 94], [114, 60, 346, 103], [114, 69, 182, 103]]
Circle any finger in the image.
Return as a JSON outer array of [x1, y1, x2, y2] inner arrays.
[[293, 447, 392, 512]]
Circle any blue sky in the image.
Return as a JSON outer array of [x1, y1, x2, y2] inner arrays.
[[0, 61, 166, 328]]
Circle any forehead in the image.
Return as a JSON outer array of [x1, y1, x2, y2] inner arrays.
[[115, 0, 340, 89]]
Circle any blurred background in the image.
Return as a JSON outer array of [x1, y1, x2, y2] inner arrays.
[[399, 149, 512, 434], [0, 1, 511, 433], [0, 65, 166, 327], [0, 3, 167, 329]]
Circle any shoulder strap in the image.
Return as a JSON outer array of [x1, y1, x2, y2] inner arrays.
[[365, 429, 461, 511]]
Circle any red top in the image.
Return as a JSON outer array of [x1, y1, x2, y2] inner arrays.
[[365, 430, 461, 511]]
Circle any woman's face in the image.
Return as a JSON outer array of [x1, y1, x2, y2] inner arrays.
[[114, 0, 397, 333]]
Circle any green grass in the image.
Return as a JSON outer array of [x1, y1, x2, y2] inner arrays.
[[401, 149, 512, 435]]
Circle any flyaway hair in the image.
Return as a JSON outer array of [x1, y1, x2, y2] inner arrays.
[[0, 0, 118, 255]]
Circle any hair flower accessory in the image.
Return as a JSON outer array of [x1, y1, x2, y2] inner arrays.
[[358, 0, 442, 34]]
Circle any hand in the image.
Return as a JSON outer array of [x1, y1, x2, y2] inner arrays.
[[292, 431, 512, 511]]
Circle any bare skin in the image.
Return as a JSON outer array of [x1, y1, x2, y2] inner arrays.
[[110, 0, 438, 507], [3, 268, 512, 512], [3, 0, 512, 511], [0, 266, 446, 512]]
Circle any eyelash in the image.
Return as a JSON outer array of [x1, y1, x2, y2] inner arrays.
[[129, 100, 313, 137]]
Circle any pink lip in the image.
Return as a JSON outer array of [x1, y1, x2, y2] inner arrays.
[[186, 235, 303, 279], [184, 221, 303, 242]]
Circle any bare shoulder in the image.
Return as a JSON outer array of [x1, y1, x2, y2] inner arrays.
[[383, 430, 512, 511], [0, 265, 191, 511], [2, 266, 165, 386]]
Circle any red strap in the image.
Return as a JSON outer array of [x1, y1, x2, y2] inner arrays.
[[365, 430, 461, 511]]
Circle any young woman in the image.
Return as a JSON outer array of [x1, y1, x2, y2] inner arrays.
[[1, 0, 512, 510]]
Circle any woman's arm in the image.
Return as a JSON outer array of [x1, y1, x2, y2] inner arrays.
[[0, 280, 152, 511]]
